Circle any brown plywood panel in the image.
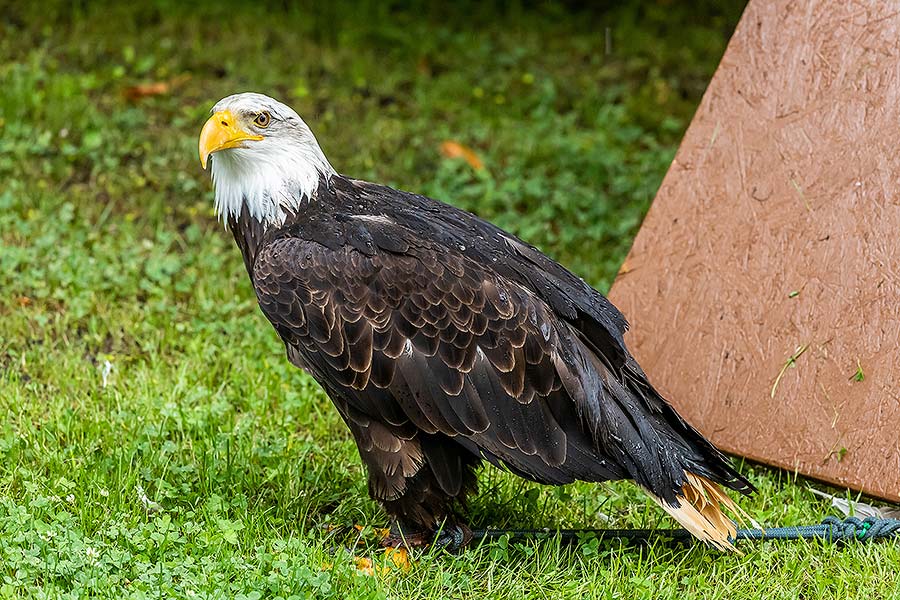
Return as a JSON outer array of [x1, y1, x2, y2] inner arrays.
[[609, 0, 900, 502]]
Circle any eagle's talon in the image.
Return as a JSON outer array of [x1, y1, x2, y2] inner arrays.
[[433, 523, 473, 553]]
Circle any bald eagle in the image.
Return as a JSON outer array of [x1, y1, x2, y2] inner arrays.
[[199, 92, 753, 551]]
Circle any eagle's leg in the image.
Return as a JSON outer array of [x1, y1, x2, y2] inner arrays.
[[342, 416, 479, 550], [374, 463, 475, 551], [338, 406, 480, 550]]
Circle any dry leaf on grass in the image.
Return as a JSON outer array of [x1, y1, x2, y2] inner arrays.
[[123, 74, 191, 101], [440, 140, 484, 170], [351, 548, 411, 577], [353, 556, 375, 576], [383, 547, 411, 572]]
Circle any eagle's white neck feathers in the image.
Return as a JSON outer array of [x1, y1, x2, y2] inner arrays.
[[211, 141, 333, 227], [207, 93, 336, 227]]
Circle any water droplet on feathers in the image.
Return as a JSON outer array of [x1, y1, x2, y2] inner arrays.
[[540, 322, 551, 340]]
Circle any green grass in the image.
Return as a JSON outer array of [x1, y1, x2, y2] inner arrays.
[[2, 1, 898, 598]]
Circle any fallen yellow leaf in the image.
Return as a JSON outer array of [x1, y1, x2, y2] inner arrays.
[[353, 556, 375, 576], [353, 524, 390, 539], [440, 140, 484, 170], [384, 547, 411, 572], [123, 74, 190, 101]]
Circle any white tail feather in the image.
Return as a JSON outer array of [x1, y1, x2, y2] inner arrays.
[[646, 472, 757, 553]]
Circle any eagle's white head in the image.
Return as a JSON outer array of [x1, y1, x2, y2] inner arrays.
[[199, 92, 335, 226]]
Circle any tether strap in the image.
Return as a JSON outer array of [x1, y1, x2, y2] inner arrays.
[[470, 516, 900, 545]]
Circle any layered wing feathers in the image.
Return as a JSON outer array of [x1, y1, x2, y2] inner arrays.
[[255, 231, 596, 477]]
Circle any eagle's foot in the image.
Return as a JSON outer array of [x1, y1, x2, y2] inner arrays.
[[381, 520, 472, 552], [432, 522, 473, 553]]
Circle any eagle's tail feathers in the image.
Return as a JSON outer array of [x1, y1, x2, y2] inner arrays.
[[647, 472, 758, 553]]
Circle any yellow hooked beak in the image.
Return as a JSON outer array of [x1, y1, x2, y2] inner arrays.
[[198, 109, 264, 169]]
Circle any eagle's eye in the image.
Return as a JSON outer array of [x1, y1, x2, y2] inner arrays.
[[254, 111, 271, 128]]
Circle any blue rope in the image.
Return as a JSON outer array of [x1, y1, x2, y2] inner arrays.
[[735, 516, 900, 542], [471, 517, 900, 546]]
